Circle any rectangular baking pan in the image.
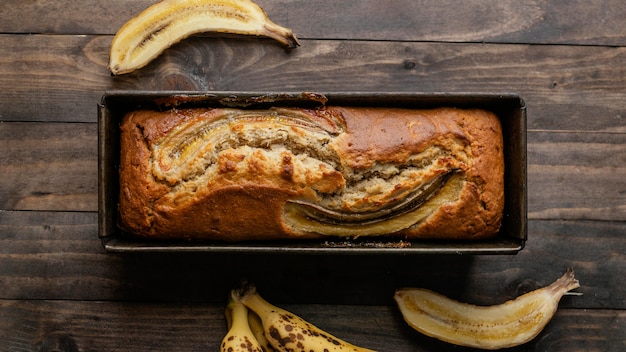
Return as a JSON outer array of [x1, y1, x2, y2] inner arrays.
[[98, 91, 526, 254]]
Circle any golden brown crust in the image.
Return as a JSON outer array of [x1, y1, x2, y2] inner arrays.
[[118, 106, 504, 241]]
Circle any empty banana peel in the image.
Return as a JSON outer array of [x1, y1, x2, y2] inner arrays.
[[394, 269, 581, 350], [109, 0, 300, 75]]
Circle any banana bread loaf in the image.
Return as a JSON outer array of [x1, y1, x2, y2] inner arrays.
[[118, 106, 504, 241]]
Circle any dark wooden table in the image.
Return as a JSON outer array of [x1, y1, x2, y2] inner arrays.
[[1, 0, 625, 351]]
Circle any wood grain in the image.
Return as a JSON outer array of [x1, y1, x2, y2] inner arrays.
[[2, 0, 626, 46], [1, 0, 625, 350], [1, 34, 625, 135], [1, 210, 624, 310], [0, 299, 623, 352], [2, 122, 625, 222], [0, 122, 97, 211], [528, 131, 626, 220]]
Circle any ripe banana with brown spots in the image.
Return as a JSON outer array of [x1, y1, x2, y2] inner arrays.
[[248, 311, 277, 352], [109, 0, 299, 75], [394, 269, 581, 350], [235, 285, 376, 352], [220, 290, 264, 352]]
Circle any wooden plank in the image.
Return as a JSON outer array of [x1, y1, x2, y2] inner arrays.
[[0, 210, 624, 309], [0, 1, 623, 350], [0, 212, 123, 300], [0, 299, 623, 351], [0, 34, 107, 123], [0, 299, 224, 352], [0, 122, 97, 211], [3, 121, 625, 222], [1, 34, 626, 132], [527, 131, 626, 220], [1, 0, 626, 46]]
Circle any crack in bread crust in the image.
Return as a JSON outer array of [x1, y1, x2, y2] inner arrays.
[[148, 110, 472, 217], [150, 109, 343, 186]]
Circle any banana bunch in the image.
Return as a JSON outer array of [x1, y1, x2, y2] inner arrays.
[[223, 282, 376, 352], [247, 310, 276, 352], [220, 290, 264, 352], [394, 269, 581, 350], [109, 0, 300, 75]]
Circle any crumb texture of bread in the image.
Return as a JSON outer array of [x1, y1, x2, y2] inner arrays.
[[118, 106, 504, 241]]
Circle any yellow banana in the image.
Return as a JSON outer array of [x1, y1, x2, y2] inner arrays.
[[248, 311, 277, 352], [109, 0, 300, 75], [394, 269, 581, 350], [236, 285, 376, 352], [220, 290, 264, 352]]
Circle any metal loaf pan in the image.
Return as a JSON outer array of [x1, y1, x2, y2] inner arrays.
[[98, 91, 527, 254]]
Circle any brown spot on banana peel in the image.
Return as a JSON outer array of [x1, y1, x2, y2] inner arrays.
[[221, 289, 264, 352], [236, 282, 376, 352], [269, 325, 293, 349]]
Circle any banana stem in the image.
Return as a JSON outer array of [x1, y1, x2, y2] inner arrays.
[[237, 288, 277, 319], [263, 23, 300, 48]]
